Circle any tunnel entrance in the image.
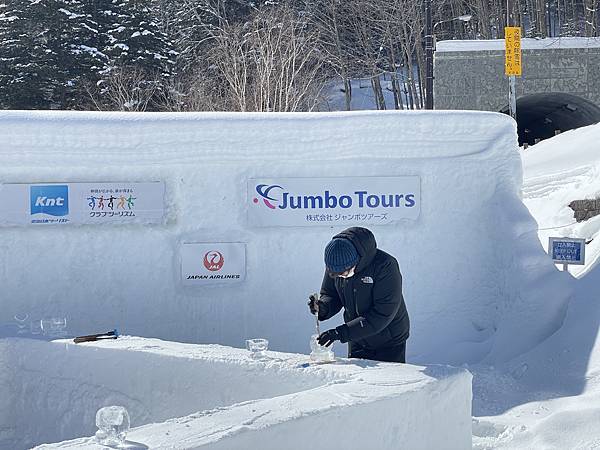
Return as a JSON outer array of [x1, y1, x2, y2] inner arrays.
[[500, 93, 600, 146]]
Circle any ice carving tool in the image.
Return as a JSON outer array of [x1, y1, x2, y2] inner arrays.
[[73, 329, 119, 344], [315, 296, 320, 336]]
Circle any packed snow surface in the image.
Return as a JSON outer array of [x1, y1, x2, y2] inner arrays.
[[0, 337, 472, 449]]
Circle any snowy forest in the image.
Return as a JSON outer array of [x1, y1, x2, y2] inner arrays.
[[0, 0, 599, 112]]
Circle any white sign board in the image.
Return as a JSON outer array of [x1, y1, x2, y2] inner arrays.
[[549, 237, 586, 265], [248, 177, 420, 227], [0, 182, 165, 226], [181, 242, 246, 285]]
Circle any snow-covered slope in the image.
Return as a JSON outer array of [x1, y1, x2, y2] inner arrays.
[[523, 122, 600, 277], [471, 122, 600, 449], [472, 270, 600, 449]]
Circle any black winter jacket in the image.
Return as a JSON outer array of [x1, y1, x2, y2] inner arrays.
[[319, 227, 410, 350]]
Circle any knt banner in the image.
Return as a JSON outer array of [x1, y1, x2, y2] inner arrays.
[[248, 177, 420, 227], [0, 182, 165, 226], [181, 242, 246, 285]]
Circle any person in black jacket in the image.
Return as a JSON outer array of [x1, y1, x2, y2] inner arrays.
[[308, 227, 410, 363]]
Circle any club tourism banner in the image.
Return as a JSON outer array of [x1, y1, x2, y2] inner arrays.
[[0, 182, 165, 226]]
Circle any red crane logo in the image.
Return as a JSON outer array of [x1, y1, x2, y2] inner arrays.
[[203, 251, 225, 271]]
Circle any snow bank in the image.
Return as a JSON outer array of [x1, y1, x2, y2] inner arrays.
[[471, 241, 600, 450], [469, 123, 600, 450], [0, 337, 472, 450], [523, 122, 600, 277], [2, 337, 325, 449], [437, 37, 600, 52], [0, 340, 16, 449], [0, 110, 571, 365]]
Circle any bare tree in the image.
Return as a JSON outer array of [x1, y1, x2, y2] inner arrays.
[[208, 4, 327, 112], [584, 0, 599, 36], [84, 66, 162, 111], [303, 0, 355, 110], [155, 69, 229, 111], [145, 0, 600, 114]]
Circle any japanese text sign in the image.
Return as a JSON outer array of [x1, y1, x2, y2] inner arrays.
[[505, 27, 522, 76], [549, 237, 586, 265]]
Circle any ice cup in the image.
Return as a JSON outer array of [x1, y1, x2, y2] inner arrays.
[[310, 334, 335, 363], [245, 338, 269, 359], [29, 320, 42, 335], [14, 314, 29, 334], [95, 405, 130, 447], [40, 317, 67, 338]]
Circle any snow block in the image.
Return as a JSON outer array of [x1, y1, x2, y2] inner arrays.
[[0, 110, 573, 365], [1, 337, 472, 450], [0, 340, 17, 449]]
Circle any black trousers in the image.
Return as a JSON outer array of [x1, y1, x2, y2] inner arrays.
[[348, 341, 406, 363]]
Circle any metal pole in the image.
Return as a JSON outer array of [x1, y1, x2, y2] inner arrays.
[[425, 0, 434, 109], [315, 298, 320, 336], [509, 75, 517, 119], [506, 0, 517, 120]]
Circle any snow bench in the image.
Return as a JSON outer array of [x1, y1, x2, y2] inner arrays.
[[0, 337, 472, 449]]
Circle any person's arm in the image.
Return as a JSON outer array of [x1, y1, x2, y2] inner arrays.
[[337, 259, 402, 342], [317, 272, 343, 321]]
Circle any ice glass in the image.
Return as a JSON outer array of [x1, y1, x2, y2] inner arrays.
[[40, 317, 67, 337], [245, 338, 269, 359], [14, 314, 29, 334], [310, 334, 335, 362], [95, 406, 130, 447], [29, 320, 42, 335]]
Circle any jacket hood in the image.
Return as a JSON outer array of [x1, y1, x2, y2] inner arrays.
[[332, 227, 377, 272]]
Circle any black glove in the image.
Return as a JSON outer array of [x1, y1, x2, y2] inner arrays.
[[318, 325, 349, 347], [307, 293, 320, 315], [318, 328, 340, 347]]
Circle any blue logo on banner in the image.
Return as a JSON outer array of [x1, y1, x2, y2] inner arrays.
[[30, 185, 69, 216]]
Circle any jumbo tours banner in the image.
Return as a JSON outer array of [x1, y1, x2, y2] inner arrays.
[[181, 242, 246, 286], [0, 182, 165, 226], [248, 177, 420, 227]]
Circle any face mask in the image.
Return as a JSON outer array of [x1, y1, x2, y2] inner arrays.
[[339, 266, 355, 279]]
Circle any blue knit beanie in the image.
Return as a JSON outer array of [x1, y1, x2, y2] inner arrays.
[[324, 238, 359, 273]]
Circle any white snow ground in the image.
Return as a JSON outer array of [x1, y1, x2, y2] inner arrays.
[[1, 112, 599, 449], [471, 122, 600, 449]]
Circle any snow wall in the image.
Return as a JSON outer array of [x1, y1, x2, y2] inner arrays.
[[0, 110, 573, 364], [0, 338, 472, 450], [0, 338, 322, 448]]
